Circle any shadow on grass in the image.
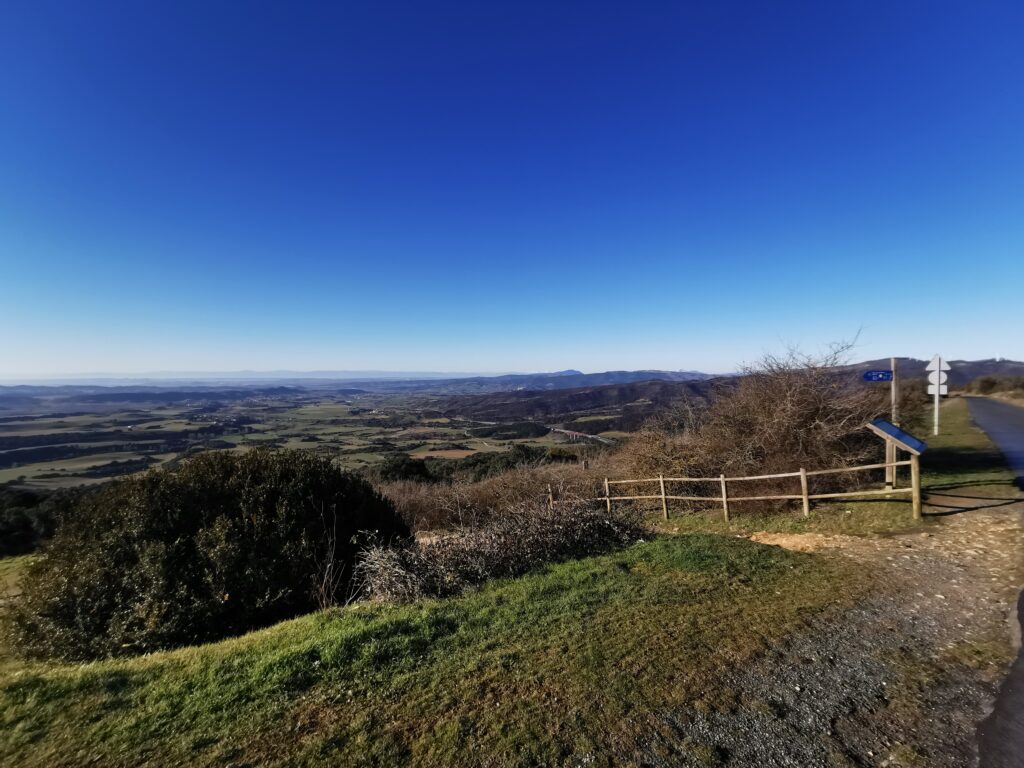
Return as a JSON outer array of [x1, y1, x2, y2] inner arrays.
[[923, 443, 1023, 491], [923, 446, 1009, 474], [923, 496, 1022, 517], [925, 479, 1021, 492]]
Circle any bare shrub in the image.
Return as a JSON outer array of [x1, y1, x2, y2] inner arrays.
[[621, 344, 889, 508], [356, 500, 645, 602]]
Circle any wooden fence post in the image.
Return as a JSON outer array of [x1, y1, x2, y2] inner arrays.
[[604, 478, 611, 514], [719, 474, 729, 522], [547, 484, 554, 511], [659, 475, 668, 520], [799, 467, 810, 518], [910, 454, 922, 520]]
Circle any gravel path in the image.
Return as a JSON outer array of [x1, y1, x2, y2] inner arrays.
[[625, 492, 1024, 767]]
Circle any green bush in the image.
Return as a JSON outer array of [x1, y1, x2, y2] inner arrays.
[[3, 449, 407, 660]]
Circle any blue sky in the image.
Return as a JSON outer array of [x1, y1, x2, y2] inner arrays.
[[2, 1, 1022, 377]]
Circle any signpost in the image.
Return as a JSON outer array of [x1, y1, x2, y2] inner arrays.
[[863, 359, 900, 487], [926, 354, 950, 436]]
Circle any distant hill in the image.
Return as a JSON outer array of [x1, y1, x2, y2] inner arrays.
[[328, 369, 719, 395], [434, 378, 723, 430]]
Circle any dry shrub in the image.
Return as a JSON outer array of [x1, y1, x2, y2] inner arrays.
[[621, 344, 889, 507], [356, 499, 645, 601], [379, 461, 612, 533]]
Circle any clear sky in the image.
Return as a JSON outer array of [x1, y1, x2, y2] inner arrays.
[[2, 1, 1022, 377]]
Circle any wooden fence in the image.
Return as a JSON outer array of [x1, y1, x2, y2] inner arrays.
[[547, 455, 922, 522]]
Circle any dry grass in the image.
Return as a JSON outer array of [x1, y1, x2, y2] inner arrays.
[[379, 462, 614, 532]]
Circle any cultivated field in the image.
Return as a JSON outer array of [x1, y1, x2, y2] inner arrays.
[[0, 388, 623, 490]]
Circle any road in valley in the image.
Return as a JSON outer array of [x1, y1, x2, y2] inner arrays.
[[968, 396, 1024, 768]]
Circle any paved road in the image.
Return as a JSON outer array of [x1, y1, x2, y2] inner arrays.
[[968, 397, 1024, 768], [968, 397, 1024, 486]]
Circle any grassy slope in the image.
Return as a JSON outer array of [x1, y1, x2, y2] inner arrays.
[[656, 397, 1018, 537], [0, 536, 863, 767]]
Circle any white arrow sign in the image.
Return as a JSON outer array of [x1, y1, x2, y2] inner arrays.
[[927, 370, 948, 385], [926, 355, 951, 372]]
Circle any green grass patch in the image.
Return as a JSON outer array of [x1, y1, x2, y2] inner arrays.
[[655, 501, 930, 537], [0, 535, 863, 767]]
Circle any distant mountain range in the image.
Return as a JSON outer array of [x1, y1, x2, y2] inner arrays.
[[334, 369, 719, 395], [1, 360, 1021, 407]]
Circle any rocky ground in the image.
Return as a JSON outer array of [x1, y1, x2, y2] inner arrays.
[[626, 490, 1024, 767]]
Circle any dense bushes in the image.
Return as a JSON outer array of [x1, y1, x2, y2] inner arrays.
[[357, 500, 644, 601], [3, 450, 407, 660]]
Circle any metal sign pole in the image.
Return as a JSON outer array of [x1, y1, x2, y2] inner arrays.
[[886, 357, 899, 488], [926, 354, 949, 436], [891, 357, 899, 425]]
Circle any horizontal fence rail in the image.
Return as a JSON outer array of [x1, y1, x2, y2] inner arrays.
[[548, 456, 922, 522]]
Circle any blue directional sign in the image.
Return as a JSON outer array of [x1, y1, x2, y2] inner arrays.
[[863, 370, 893, 382]]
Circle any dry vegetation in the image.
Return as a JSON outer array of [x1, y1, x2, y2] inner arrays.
[[357, 499, 644, 601], [378, 462, 613, 532], [380, 345, 922, 528], [623, 346, 885, 479]]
